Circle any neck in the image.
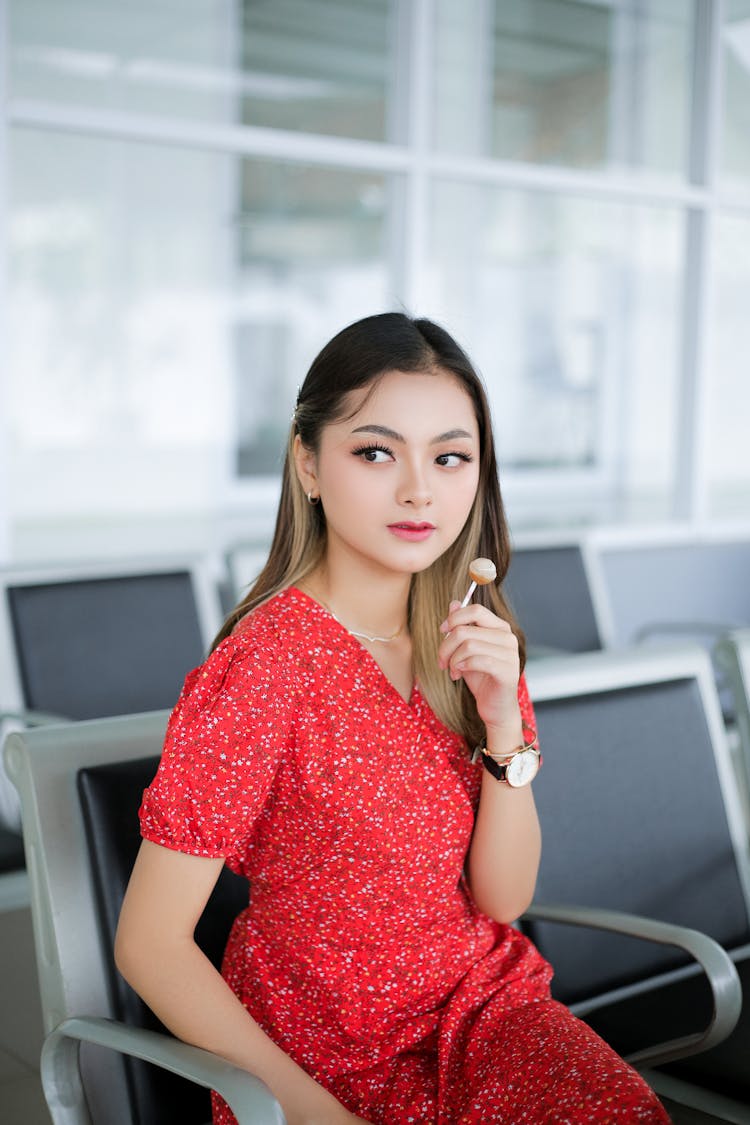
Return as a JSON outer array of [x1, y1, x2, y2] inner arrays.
[[306, 558, 411, 641]]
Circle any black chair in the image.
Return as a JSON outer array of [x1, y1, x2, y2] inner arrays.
[[0, 557, 223, 724], [0, 556, 224, 907], [223, 540, 271, 611], [0, 824, 26, 910], [3, 711, 284, 1125], [716, 628, 750, 839], [504, 539, 605, 655], [524, 643, 750, 1121], [591, 534, 750, 651], [6, 705, 743, 1123], [79, 755, 251, 1125]]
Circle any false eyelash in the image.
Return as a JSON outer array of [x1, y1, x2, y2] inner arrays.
[[351, 444, 475, 463], [351, 442, 394, 457]]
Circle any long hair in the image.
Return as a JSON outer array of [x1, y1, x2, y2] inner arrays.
[[213, 312, 524, 747]]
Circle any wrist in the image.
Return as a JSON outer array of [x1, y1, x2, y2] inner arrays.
[[472, 724, 541, 788], [483, 723, 524, 760]]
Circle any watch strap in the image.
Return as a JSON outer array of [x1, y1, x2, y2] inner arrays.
[[479, 745, 541, 784], [470, 725, 538, 765]]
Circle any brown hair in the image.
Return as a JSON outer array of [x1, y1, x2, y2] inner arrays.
[[213, 312, 524, 747]]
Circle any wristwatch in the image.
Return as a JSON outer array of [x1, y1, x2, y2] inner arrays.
[[472, 735, 542, 788]]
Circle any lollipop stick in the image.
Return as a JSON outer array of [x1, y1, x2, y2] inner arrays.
[[460, 580, 477, 608]]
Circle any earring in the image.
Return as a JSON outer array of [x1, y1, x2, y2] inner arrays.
[[306, 491, 320, 506]]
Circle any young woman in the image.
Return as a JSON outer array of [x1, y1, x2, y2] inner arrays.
[[116, 313, 670, 1124]]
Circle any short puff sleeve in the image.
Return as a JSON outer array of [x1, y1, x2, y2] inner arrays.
[[139, 632, 294, 869]]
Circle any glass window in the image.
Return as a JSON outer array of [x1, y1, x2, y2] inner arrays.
[[720, 0, 750, 191], [9, 0, 396, 142], [234, 160, 398, 475], [434, 0, 695, 179], [425, 183, 684, 516], [238, 0, 395, 141], [706, 214, 750, 518], [8, 127, 396, 521]]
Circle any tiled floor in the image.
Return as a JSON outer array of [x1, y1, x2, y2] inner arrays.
[[0, 906, 49, 1124]]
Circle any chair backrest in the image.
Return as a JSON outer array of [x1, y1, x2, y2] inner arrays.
[[716, 628, 750, 815], [3, 711, 247, 1125], [224, 541, 271, 607], [0, 556, 223, 721], [524, 644, 750, 1006], [78, 756, 248, 1125], [505, 537, 605, 654], [590, 530, 750, 649]]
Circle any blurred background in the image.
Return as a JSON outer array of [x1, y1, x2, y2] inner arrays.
[[3, 5, 750, 1122], [3, 0, 749, 568]]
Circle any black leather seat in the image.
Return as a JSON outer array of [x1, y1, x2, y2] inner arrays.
[[0, 825, 24, 874], [524, 644, 750, 1116], [78, 756, 249, 1125]]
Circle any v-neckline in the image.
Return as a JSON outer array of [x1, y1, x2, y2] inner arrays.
[[289, 586, 419, 709]]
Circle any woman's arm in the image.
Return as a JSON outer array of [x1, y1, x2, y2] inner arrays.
[[438, 602, 542, 923], [115, 841, 366, 1125], [465, 748, 541, 923]]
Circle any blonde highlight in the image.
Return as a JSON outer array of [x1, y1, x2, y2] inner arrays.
[[212, 312, 525, 748]]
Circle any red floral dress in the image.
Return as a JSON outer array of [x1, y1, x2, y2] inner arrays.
[[140, 588, 670, 1124]]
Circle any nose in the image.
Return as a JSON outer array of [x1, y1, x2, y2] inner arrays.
[[396, 462, 433, 508]]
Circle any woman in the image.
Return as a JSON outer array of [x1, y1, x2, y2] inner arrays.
[[116, 313, 669, 1123]]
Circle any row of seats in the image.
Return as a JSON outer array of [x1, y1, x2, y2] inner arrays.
[[0, 531, 749, 1120], [1, 530, 749, 894], [221, 526, 750, 657], [503, 527, 750, 657], [6, 638, 750, 1122]]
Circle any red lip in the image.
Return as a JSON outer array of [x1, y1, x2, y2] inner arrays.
[[387, 521, 436, 542]]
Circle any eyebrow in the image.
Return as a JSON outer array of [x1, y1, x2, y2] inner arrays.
[[351, 424, 474, 444]]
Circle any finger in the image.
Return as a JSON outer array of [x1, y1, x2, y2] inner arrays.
[[440, 603, 513, 635], [438, 623, 518, 669], [446, 639, 520, 680], [451, 648, 519, 676]]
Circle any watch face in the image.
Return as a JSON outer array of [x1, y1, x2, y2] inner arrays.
[[506, 749, 540, 788]]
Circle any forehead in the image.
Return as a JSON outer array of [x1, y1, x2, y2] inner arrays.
[[341, 368, 478, 430]]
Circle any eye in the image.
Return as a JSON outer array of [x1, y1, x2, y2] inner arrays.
[[352, 443, 394, 463], [436, 451, 473, 468]]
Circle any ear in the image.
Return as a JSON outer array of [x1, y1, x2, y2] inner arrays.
[[293, 434, 319, 498]]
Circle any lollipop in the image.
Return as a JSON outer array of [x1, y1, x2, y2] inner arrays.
[[460, 557, 497, 607]]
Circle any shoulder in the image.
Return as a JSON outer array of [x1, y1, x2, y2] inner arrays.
[[161, 591, 311, 755], [231, 586, 345, 685], [172, 589, 302, 724], [230, 585, 312, 644], [178, 586, 336, 708]]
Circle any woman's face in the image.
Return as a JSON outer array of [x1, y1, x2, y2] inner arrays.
[[296, 368, 481, 581]]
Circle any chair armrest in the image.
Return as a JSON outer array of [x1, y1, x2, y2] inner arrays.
[[523, 903, 742, 1068], [0, 708, 70, 727], [41, 1016, 286, 1125], [525, 644, 569, 660], [634, 621, 734, 645]]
